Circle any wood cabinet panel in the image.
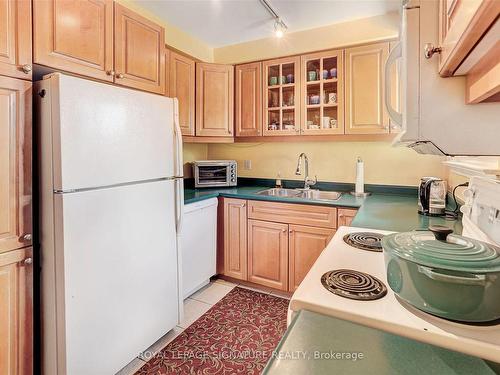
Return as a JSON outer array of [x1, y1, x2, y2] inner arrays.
[[0, 0, 32, 80], [438, 0, 500, 77], [248, 219, 288, 291], [169, 51, 195, 136], [196, 63, 234, 137], [33, 0, 113, 82], [248, 200, 337, 229], [289, 225, 335, 291], [337, 208, 357, 227], [0, 77, 31, 254], [114, 3, 165, 94], [222, 198, 247, 280], [345, 43, 389, 134], [235, 62, 262, 137], [0, 247, 33, 375]]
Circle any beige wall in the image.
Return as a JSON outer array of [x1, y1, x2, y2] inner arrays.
[[207, 142, 446, 187], [182, 143, 208, 178], [119, 0, 214, 62], [213, 13, 399, 64]]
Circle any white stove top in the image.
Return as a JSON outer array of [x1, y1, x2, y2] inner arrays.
[[289, 225, 500, 363]]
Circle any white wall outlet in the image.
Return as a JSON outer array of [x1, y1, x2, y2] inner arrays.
[[244, 160, 252, 170]]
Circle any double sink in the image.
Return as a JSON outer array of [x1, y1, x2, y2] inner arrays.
[[257, 188, 342, 201]]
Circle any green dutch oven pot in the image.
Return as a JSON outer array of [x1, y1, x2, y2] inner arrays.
[[382, 225, 500, 322]]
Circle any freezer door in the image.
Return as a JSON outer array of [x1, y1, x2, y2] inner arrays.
[[48, 73, 176, 191], [53, 180, 178, 375]]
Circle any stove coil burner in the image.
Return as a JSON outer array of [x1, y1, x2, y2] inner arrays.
[[321, 269, 387, 301], [343, 232, 384, 252]]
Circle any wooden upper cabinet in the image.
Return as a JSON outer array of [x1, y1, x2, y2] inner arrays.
[[248, 219, 288, 291], [0, 77, 32, 254], [337, 208, 357, 227], [235, 62, 262, 137], [289, 225, 334, 292], [114, 3, 165, 94], [170, 51, 195, 136], [196, 63, 234, 137], [345, 42, 389, 134], [0, 0, 32, 80], [300, 50, 344, 135], [0, 247, 33, 375], [33, 0, 114, 82], [438, 0, 499, 77], [222, 198, 247, 280], [262, 56, 301, 136]]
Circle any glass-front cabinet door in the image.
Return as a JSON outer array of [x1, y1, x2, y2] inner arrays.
[[300, 50, 344, 135], [262, 57, 301, 136]]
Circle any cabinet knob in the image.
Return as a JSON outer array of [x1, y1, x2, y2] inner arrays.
[[240, 203, 245, 208], [289, 230, 293, 234], [116, 73, 124, 79], [106, 70, 115, 76], [282, 228, 287, 233], [424, 43, 442, 59], [23, 258, 33, 265], [228, 129, 232, 135], [21, 233, 32, 242], [339, 214, 344, 218], [21, 64, 32, 74]]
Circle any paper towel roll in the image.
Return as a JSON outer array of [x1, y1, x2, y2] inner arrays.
[[355, 157, 364, 194]]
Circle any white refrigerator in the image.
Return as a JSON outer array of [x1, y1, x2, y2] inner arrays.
[[36, 73, 184, 375]]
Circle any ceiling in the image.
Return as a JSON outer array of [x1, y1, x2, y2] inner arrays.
[[134, 0, 400, 48]]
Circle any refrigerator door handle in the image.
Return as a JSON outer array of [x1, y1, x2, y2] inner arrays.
[[173, 98, 184, 233]]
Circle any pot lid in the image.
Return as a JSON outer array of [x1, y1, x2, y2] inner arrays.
[[381, 225, 500, 273]]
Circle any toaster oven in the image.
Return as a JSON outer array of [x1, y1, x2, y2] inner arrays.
[[193, 160, 237, 188]]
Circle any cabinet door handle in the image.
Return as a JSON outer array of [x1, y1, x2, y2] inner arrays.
[[116, 73, 124, 79], [106, 70, 116, 76], [23, 258, 33, 265], [21, 233, 32, 242], [282, 228, 287, 233], [240, 203, 245, 208], [21, 64, 32, 74], [289, 230, 293, 234], [424, 43, 442, 59]]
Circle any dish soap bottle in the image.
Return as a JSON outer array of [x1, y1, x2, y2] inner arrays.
[[275, 172, 282, 188]]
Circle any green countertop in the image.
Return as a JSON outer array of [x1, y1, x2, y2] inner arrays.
[[184, 186, 462, 233], [263, 310, 495, 375]]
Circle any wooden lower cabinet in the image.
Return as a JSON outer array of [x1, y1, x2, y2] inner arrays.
[[289, 225, 335, 292], [0, 247, 33, 375], [219, 200, 340, 292], [337, 208, 357, 227], [222, 198, 247, 280], [248, 219, 289, 291]]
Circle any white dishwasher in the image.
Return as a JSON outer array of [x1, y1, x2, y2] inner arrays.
[[180, 198, 218, 298]]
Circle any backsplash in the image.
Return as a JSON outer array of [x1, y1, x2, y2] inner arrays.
[[207, 141, 446, 186]]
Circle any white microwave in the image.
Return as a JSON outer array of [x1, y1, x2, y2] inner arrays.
[[193, 160, 237, 188], [385, 0, 500, 156]]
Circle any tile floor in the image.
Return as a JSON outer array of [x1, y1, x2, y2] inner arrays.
[[116, 278, 288, 374]]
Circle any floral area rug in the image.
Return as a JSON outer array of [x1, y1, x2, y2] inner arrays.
[[136, 287, 289, 374]]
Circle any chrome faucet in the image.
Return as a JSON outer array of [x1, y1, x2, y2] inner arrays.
[[295, 153, 317, 190]]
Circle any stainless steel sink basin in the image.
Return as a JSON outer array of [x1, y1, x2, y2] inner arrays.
[[256, 188, 342, 201], [298, 189, 342, 201], [256, 188, 302, 197]]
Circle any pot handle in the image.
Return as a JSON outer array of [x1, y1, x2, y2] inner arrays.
[[417, 265, 486, 286], [429, 225, 453, 241]]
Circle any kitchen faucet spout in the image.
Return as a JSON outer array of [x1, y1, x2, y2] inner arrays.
[[295, 153, 317, 190]]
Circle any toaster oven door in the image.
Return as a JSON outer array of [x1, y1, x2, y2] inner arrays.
[[195, 164, 230, 187]]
